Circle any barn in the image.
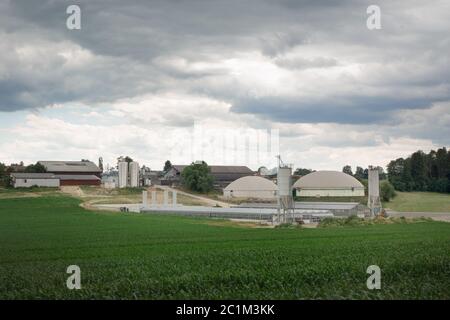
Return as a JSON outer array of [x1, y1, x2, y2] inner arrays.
[[55, 175, 101, 186], [38, 160, 102, 177], [10, 173, 60, 188], [223, 176, 277, 199], [10, 172, 100, 187], [165, 165, 254, 188], [293, 171, 365, 197]]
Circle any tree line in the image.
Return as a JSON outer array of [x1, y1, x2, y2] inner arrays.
[[0, 162, 47, 187], [387, 147, 450, 193]]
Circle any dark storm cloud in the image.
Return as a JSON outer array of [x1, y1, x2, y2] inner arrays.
[[231, 95, 441, 124], [0, 0, 449, 141]]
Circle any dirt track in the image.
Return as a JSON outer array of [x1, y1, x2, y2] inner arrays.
[[60, 186, 85, 197], [157, 186, 232, 208]]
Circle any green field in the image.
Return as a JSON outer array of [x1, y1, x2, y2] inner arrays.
[[0, 195, 449, 299], [384, 192, 450, 212]]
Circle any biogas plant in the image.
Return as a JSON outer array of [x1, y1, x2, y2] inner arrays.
[[96, 157, 382, 226]]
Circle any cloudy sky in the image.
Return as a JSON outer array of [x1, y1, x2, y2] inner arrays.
[[0, 0, 449, 171]]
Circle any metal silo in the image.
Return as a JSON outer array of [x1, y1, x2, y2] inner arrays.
[[118, 161, 128, 188], [276, 162, 294, 223], [129, 161, 140, 187], [367, 166, 382, 216], [277, 167, 292, 196]]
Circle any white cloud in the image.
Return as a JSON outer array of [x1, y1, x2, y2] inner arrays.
[[0, 0, 449, 170]]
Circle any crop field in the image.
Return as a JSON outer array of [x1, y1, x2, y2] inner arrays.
[[0, 194, 449, 299]]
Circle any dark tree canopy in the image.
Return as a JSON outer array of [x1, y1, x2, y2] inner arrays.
[[354, 166, 366, 180], [387, 147, 450, 193], [342, 165, 353, 176], [164, 160, 172, 172], [181, 161, 214, 193], [294, 168, 314, 176], [24, 162, 47, 173]]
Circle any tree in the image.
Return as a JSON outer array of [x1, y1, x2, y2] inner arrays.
[[402, 158, 415, 191], [354, 166, 365, 180], [380, 180, 396, 202], [386, 148, 450, 193], [387, 158, 405, 191], [24, 162, 47, 173], [117, 156, 133, 163], [435, 147, 449, 179], [164, 160, 172, 172], [294, 168, 313, 176], [342, 165, 353, 176], [98, 157, 104, 172], [377, 167, 384, 180], [0, 162, 7, 187], [181, 161, 213, 193], [410, 151, 428, 190]]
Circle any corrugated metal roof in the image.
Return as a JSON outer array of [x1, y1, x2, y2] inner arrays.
[[54, 175, 100, 181], [11, 173, 101, 180], [293, 171, 364, 189], [173, 165, 253, 174], [38, 161, 101, 173], [10, 173, 58, 179]]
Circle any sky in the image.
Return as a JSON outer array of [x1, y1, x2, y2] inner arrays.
[[0, 0, 449, 171]]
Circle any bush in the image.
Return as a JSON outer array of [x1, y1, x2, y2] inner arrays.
[[181, 161, 214, 193], [380, 180, 396, 202]]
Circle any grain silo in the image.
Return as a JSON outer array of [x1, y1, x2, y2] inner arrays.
[[129, 161, 140, 187], [367, 166, 382, 216], [277, 167, 292, 197], [277, 164, 294, 223], [118, 161, 128, 188]]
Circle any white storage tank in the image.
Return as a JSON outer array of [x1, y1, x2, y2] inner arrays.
[[277, 167, 292, 196], [368, 168, 380, 198], [118, 161, 128, 188], [223, 176, 277, 199], [129, 161, 140, 187]]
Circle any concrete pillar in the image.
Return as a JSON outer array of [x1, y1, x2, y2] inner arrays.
[[163, 190, 169, 206], [142, 190, 148, 207], [172, 190, 177, 207], [151, 191, 156, 206]]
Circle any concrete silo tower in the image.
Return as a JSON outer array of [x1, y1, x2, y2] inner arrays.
[[129, 161, 140, 187], [276, 156, 295, 223], [118, 161, 128, 188], [367, 166, 382, 216]]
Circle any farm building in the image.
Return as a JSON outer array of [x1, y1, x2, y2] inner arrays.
[[56, 175, 101, 186], [102, 171, 119, 189], [38, 160, 102, 177], [10, 173, 60, 188], [223, 176, 277, 199], [164, 165, 254, 188], [293, 171, 365, 197], [10, 172, 100, 187]]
